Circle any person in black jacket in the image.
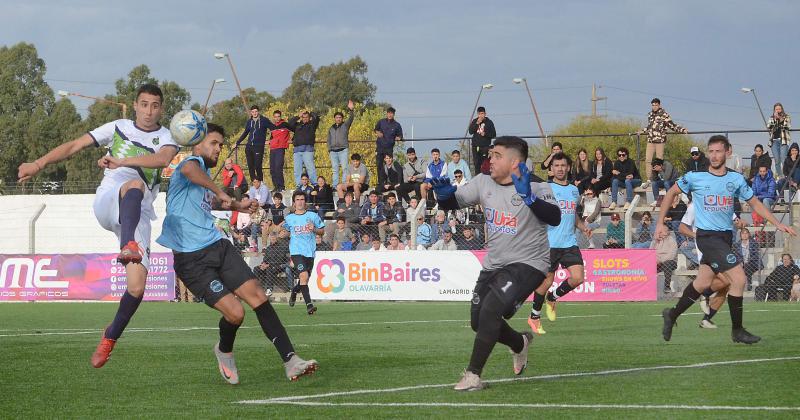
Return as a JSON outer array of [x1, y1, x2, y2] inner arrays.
[[684, 146, 710, 173], [237, 105, 277, 182], [310, 175, 335, 219], [749, 144, 772, 183], [610, 146, 641, 209], [468, 106, 496, 175], [540, 142, 563, 181], [589, 147, 613, 196], [376, 153, 404, 195], [756, 253, 799, 301], [286, 111, 321, 187]]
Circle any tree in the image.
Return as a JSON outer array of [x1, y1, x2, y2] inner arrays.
[[281, 57, 376, 112], [113, 64, 191, 125]]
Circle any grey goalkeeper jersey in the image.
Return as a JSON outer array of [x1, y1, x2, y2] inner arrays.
[[455, 174, 555, 273]]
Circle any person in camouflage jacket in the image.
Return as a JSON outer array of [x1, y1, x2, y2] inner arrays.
[[637, 98, 688, 185]]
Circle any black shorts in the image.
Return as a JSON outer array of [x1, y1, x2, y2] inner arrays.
[[291, 255, 315, 275], [549, 246, 584, 273], [696, 229, 738, 274], [472, 263, 546, 320], [344, 183, 369, 192], [173, 239, 254, 307]]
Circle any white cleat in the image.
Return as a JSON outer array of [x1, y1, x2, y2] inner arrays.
[[214, 343, 239, 385], [699, 295, 710, 316], [511, 332, 533, 375], [699, 319, 718, 329], [284, 354, 319, 381], [453, 370, 486, 391]]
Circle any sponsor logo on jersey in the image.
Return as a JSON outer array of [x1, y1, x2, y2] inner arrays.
[[484, 207, 518, 235], [703, 195, 734, 212]]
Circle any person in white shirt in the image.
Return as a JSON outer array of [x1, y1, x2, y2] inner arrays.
[[452, 169, 468, 187], [248, 178, 271, 208], [447, 150, 472, 181]]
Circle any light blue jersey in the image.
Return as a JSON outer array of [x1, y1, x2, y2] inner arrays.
[[547, 182, 580, 248], [157, 156, 221, 252], [284, 211, 325, 258], [676, 170, 753, 231]]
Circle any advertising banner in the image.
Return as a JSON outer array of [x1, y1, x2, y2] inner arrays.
[[547, 249, 657, 301], [0, 253, 175, 301]]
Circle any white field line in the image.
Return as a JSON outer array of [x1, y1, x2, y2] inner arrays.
[[237, 356, 800, 405], [255, 401, 800, 411]]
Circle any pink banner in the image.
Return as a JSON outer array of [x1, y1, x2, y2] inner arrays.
[[544, 249, 657, 301], [0, 253, 175, 301]]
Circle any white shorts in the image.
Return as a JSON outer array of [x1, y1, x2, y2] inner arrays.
[[93, 182, 152, 271]]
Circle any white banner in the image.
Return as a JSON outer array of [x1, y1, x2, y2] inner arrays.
[[308, 251, 485, 301]]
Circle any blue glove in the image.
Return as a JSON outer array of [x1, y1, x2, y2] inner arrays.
[[511, 162, 537, 206], [430, 177, 457, 201]]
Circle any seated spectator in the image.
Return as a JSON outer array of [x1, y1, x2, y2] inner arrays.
[[295, 173, 314, 203], [397, 147, 426, 204], [749, 144, 772, 183], [336, 191, 361, 225], [337, 153, 369, 203], [735, 228, 763, 291], [385, 233, 407, 250], [631, 211, 655, 248], [589, 147, 612, 196], [447, 149, 472, 181], [571, 148, 592, 194], [380, 193, 404, 242], [431, 230, 458, 250], [359, 191, 387, 233], [452, 169, 468, 187], [650, 158, 677, 206], [420, 148, 448, 207], [248, 178, 271, 208], [311, 175, 335, 218], [315, 233, 332, 252], [404, 197, 426, 245], [355, 233, 372, 251], [376, 153, 404, 195], [610, 147, 641, 210], [369, 238, 386, 251], [331, 217, 355, 251], [430, 210, 457, 244], [459, 227, 483, 250], [756, 253, 799, 301], [753, 166, 777, 208], [416, 215, 432, 248], [262, 192, 287, 246], [222, 158, 247, 200], [777, 142, 800, 202], [603, 213, 625, 248], [684, 146, 710, 173], [654, 231, 678, 293], [664, 194, 687, 242]]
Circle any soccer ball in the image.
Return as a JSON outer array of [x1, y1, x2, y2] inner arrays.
[[169, 110, 207, 147]]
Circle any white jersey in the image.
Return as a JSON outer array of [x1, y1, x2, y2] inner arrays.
[[89, 119, 177, 221]]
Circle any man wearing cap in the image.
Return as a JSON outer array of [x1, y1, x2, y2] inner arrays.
[[650, 158, 678, 206], [637, 98, 688, 188], [397, 147, 426, 204], [684, 146, 710, 173], [468, 106, 497, 175], [374, 107, 403, 175], [603, 213, 625, 248]]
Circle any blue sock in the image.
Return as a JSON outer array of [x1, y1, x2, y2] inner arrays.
[[105, 291, 143, 340], [119, 189, 143, 247]]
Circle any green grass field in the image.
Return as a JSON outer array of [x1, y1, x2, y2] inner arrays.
[[1, 300, 799, 419]]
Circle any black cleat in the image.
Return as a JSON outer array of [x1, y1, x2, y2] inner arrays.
[[661, 308, 676, 341], [307, 304, 317, 315], [732, 328, 761, 344], [289, 290, 297, 307]]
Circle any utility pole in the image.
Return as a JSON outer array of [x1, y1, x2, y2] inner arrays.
[[591, 83, 607, 117]]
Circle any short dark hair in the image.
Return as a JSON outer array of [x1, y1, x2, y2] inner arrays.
[[389, 234, 400, 240], [135, 83, 163, 102], [451, 150, 460, 156], [351, 153, 361, 161], [386, 192, 397, 200], [616, 146, 630, 155], [301, 173, 309, 179], [707, 135, 731, 151], [273, 192, 282, 200], [651, 98, 661, 104], [383, 153, 393, 160], [336, 217, 346, 223], [551, 152, 572, 167], [552, 142, 563, 150], [250, 105, 260, 111], [454, 169, 463, 175], [754, 144, 763, 151], [369, 191, 378, 196], [477, 106, 486, 113], [207, 123, 225, 137], [292, 191, 306, 201], [431, 148, 440, 154], [334, 111, 344, 118], [301, 111, 309, 117], [492, 136, 528, 161], [386, 107, 396, 113], [273, 110, 282, 116]]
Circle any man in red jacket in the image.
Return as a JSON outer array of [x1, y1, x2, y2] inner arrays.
[[222, 158, 247, 199], [269, 110, 291, 193]]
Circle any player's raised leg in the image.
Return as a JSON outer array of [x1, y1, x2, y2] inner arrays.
[[546, 258, 585, 321], [528, 272, 553, 335]]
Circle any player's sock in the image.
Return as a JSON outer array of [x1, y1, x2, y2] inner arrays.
[[705, 308, 718, 321], [105, 290, 143, 340], [727, 295, 744, 330], [467, 293, 505, 375], [300, 285, 312, 306], [551, 282, 576, 300], [530, 292, 545, 318], [218, 317, 240, 353], [498, 320, 524, 353], [118, 189, 144, 247], [702, 288, 714, 298], [253, 301, 296, 362], [670, 284, 701, 319]]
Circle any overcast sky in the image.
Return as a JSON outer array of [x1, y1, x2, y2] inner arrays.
[[2, 0, 798, 156]]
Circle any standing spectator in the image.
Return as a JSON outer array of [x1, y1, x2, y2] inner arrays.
[[337, 153, 369, 203], [310, 176, 334, 218], [359, 191, 387, 239], [447, 150, 472, 181], [374, 107, 403, 175], [415, 215, 432, 249], [650, 158, 678, 206], [222, 158, 247, 200], [631, 211, 655, 248], [397, 147, 426, 204], [327, 100, 355, 188], [540, 142, 563, 181], [295, 174, 314, 203], [589, 147, 613, 196], [581, 189, 601, 248], [603, 213, 625, 248], [331, 217, 355, 251], [753, 166, 777, 208], [376, 153, 404, 195], [430, 230, 458, 250], [610, 146, 641, 210], [405, 197, 427, 247], [460, 227, 483, 250], [777, 143, 800, 201], [237, 105, 272, 182], [571, 148, 592, 194], [248, 178, 271, 208], [379, 193, 404, 242], [655, 231, 678, 294], [386, 234, 406, 250], [636, 98, 688, 188], [452, 170, 468, 187], [420, 148, 448, 206], [767, 103, 791, 176], [336, 191, 361, 225], [479, 144, 493, 175], [468, 106, 496, 175], [749, 144, 772, 183], [268, 110, 291, 193], [286, 110, 321, 187], [684, 146, 710, 173], [735, 228, 763, 291]]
